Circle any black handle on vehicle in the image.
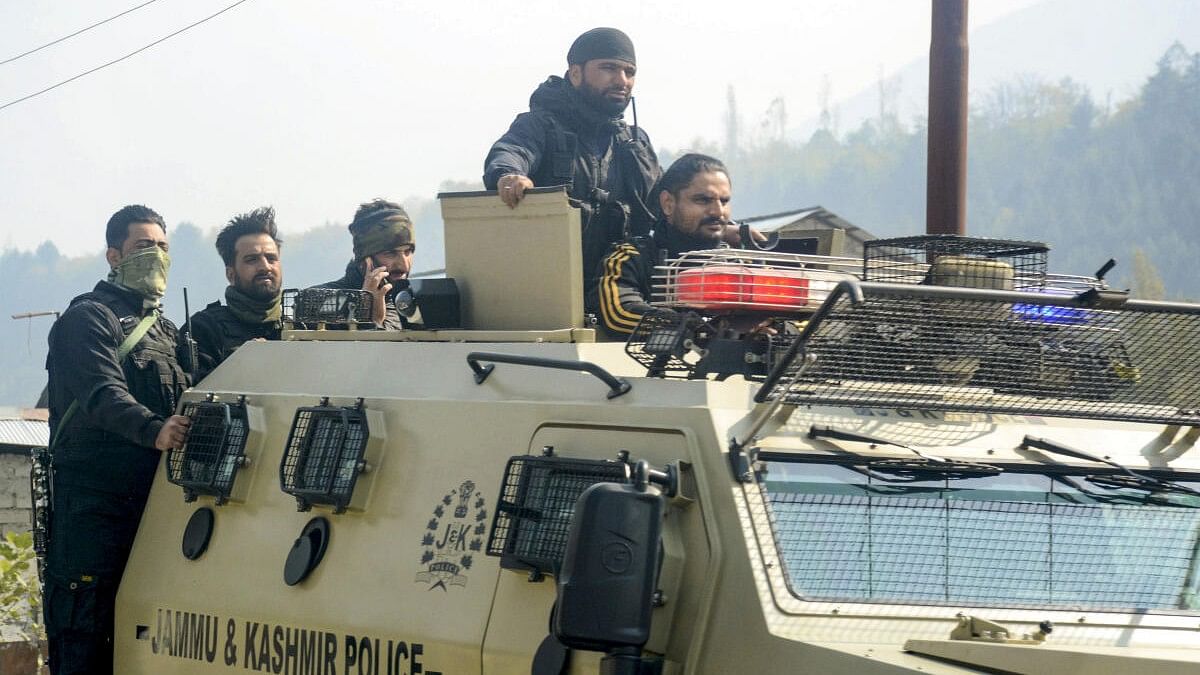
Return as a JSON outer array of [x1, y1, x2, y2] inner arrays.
[[466, 352, 632, 399]]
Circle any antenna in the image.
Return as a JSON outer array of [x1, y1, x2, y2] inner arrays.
[[10, 310, 60, 355], [182, 288, 198, 376], [630, 96, 638, 139]]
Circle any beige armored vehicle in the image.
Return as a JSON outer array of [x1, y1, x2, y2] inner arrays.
[[107, 188, 1200, 675]]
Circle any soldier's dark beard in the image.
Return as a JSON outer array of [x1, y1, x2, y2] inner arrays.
[[235, 274, 280, 302], [577, 81, 630, 117]]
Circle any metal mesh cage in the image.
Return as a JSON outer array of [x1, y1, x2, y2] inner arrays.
[[486, 455, 630, 575], [281, 287, 374, 327], [624, 309, 710, 378], [863, 235, 1049, 290], [760, 281, 1200, 426], [758, 461, 1200, 612], [280, 401, 369, 512], [167, 400, 249, 503], [653, 249, 860, 313]]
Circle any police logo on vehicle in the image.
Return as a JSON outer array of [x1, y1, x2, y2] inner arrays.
[[415, 480, 487, 591]]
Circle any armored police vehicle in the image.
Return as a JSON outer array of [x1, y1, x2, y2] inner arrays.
[[103, 187, 1200, 675]]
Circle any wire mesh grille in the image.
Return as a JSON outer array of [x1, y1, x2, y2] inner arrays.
[[280, 404, 369, 512], [863, 235, 1050, 290], [653, 249, 860, 313], [759, 464, 1200, 611], [281, 288, 374, 327], [761, 282, 1200, 426], [167, 401, 249, 502], [624, 310, 709, 377], [487, 455, 630, 574]]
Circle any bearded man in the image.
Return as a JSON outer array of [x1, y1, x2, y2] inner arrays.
[[590, 153, 744, 338], [182, 206, 284, 381], [483, 27, 662, 296], [43, 204, 191, 674], [315, 198, 424, 329]]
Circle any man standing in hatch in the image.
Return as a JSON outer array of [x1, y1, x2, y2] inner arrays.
[[483, 27, 662, 296]]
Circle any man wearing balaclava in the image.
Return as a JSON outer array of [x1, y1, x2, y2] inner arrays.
[[43, 204, 191, 674], [315, 198, 424, 330], [483, 27, 662, 300], [181, 206, 284, 381]]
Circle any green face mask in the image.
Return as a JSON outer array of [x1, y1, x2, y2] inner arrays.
[[110, 247, 171, 301]]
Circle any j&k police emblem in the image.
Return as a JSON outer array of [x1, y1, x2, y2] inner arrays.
[[415, 480, 487, 591]]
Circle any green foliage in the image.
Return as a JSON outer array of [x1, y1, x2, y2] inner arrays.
[[1130, 248, 1167, 300], [0, 530, 44, 644]]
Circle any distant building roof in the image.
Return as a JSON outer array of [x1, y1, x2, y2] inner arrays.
[[743, 206, 874, 240], [0, 408, 49, 450], [742, 206, 876, 258], [0, 419, 49, 449]]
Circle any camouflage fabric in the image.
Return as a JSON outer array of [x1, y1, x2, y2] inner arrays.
[[107, 247, 170, 302], [351, 209, 414, 260]]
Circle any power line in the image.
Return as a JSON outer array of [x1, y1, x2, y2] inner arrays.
[[1, 0, 163, 67], [0, 0, 254, 113]]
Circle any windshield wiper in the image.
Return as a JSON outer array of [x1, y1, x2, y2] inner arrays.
[[1049, 474, 1196, 507], [808, 425, 1003, 480], [1021, 435, 1200, 498]]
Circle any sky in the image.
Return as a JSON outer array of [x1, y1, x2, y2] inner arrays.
[[0, 0, 1076, 256]]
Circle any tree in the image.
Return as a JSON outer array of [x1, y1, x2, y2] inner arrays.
[[723, 85, 740, 162], [1129, 248, 1166, 300]]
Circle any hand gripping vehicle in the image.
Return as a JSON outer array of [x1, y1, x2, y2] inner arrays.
[[106, 189, 1200, 675]]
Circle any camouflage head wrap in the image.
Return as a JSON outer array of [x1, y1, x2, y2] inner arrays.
[[350, 207, 414, 260]]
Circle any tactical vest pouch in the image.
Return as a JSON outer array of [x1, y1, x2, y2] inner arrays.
[[548, 120, 577, 185], [127, 341, 185, 419]]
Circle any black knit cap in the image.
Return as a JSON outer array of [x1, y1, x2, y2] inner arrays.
[[567, 27, 635, 66]]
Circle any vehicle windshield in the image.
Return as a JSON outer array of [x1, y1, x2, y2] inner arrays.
[[759, 459, 1200, 613]]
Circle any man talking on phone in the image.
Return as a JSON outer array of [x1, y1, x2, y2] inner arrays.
[[314, 198, 419, 329]]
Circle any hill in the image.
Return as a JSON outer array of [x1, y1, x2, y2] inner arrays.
[[810, 0, 1200, 137]]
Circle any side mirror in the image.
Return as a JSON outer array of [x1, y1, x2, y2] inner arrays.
[[553, 481, 662, 655]]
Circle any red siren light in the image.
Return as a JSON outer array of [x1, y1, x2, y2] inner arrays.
[[675, 265, 813, 310]]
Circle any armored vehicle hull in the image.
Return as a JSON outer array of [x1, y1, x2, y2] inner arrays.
[[114, 192, 1200, 674]]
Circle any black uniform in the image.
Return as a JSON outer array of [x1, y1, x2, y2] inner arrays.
[[44, 281, 188, 675], [181, 301, 281, 381], [589, 223, 730, 339], [316, 261, 424, 330], [483, 76, 661, 295]]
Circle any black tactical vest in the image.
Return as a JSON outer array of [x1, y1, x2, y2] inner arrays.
[[58, 285, 188, 445]]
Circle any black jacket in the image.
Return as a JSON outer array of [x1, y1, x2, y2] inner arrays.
[[180, 301, 281, 382], [589, 224, 731, 338], [316, 261, 423, 330], [483, 76, 662, 292], [46, 281, 189, 493]]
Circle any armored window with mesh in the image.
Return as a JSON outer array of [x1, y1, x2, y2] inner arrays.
[[760, 281, 1200, 427], [757, 459, 1200, 613], [280, 403, 369, 512], [167, 400, 249, 503], [487, 455, 630, 575]]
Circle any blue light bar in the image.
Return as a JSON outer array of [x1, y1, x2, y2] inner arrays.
[[1011, 303, 1090, 325]]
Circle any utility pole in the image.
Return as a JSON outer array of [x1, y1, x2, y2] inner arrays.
[[926, 0, 969, 235]]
